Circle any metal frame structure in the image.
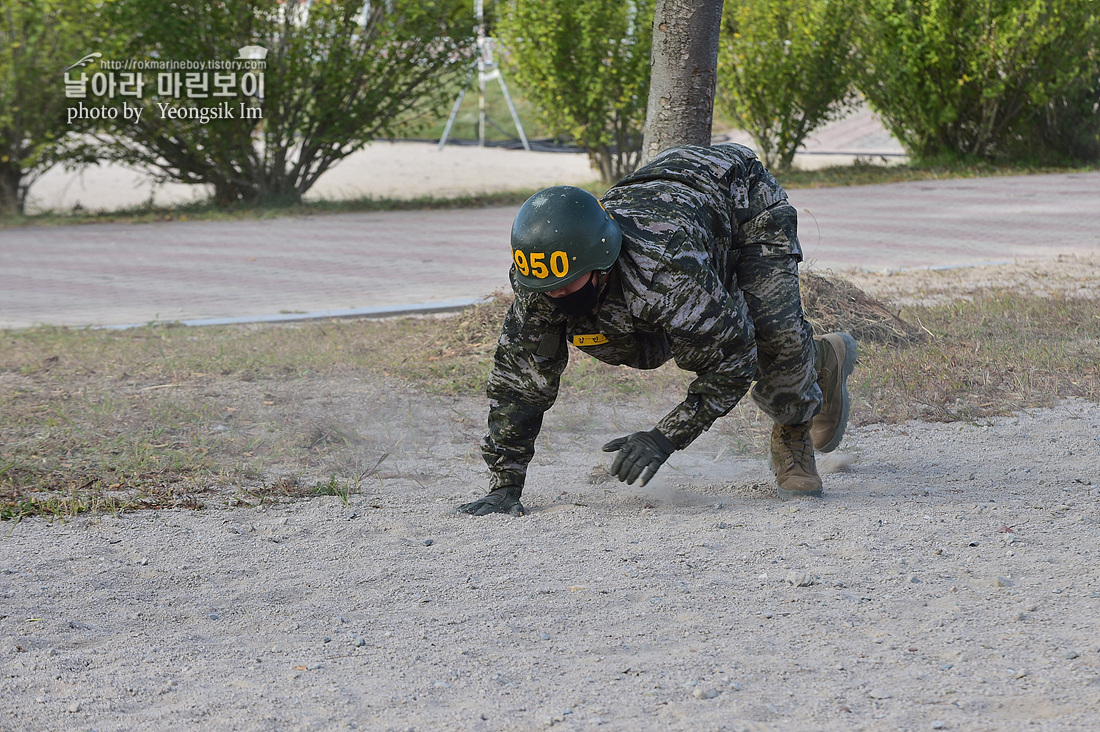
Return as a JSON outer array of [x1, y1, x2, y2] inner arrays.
[[438, 0, 530, 150]]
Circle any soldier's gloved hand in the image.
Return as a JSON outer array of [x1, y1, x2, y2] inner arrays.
[[456, 486, 526, 517], [601, 429, 676, 486]]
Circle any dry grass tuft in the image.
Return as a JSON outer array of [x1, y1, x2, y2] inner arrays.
[[801, 270, 928, 346], [429, 292, 512, 357]]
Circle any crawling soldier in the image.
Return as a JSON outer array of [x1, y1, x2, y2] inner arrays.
[[459, 143, 856, 516]]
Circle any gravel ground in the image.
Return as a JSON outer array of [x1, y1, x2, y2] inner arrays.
[[2, 258, 1099, 732], [3, 400, 1099, 732]]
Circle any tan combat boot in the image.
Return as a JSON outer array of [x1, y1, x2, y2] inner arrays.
[[811, 332, 858, 453], [770, 421, 823, 500]]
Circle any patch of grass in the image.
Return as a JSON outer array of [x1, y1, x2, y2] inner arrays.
[[235, 474, 308, 504], [309, 472, 371, 506], [0, 189, 560, 229], [3, 283, 1098, 519], [0, 483, 205, 524], [1, 181, 618, 229], [308, 453, 390, 506], [853, 291, 1100, 423]]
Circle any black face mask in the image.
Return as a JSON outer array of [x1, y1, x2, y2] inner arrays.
[[550, 275, 600, 317]]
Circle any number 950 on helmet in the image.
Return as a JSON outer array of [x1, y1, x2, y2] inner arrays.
[[510, 186, 622, 293]]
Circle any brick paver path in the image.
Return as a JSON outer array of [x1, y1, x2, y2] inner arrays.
[[2, 172, 1098, 329]]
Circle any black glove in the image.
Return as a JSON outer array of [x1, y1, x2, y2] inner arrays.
[[456, 486, 526, 517], [601, 429, 676, 486]]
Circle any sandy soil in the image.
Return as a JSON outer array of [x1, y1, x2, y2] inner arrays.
[[23, 142, 599, 215], [24, 107, 903, 215], [3, 259, 1100, 732], [838, 253, 1100, 307]]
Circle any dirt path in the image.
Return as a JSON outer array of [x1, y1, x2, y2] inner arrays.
[[2, 260, 1099, 732]]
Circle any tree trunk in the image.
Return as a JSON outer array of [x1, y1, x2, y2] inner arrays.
[[212, 177, 246, 207], [642, 0, 725, 164], [0, 162, 25, 215]]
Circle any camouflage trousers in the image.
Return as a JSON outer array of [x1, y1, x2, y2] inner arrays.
[[733, 246, 821, 426]]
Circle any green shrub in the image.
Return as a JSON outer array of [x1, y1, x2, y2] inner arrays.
[[0, 0, 98, 214], [496, 0, 653, 183], [1015, 39, 1100, 163], [91, 0, 474, 205], [716, 0, 858, 171], [856, 0, 1099, 163]]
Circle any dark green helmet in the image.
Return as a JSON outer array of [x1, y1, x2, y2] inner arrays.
[[510, 186, 622, 293]]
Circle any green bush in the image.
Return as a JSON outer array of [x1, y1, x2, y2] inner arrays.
[[856, 0, 1099, 163], [1014, 36, 1100, 163], [0, 0, 98, 215], [496, 0, 653, 183], [716, 0, 858, 171], [90, 0, 474, 206]]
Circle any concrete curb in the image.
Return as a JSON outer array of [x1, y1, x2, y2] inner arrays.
[[92, 297, 488, 331]]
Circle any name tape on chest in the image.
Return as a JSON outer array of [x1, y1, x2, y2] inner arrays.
[[572, 334, 609, 347]]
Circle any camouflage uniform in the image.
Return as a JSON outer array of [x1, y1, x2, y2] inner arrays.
[[481, 143, 821, 491]]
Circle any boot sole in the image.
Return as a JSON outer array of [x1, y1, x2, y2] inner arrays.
[[777, 485, 823, 500], [817, 333, 858, 453]]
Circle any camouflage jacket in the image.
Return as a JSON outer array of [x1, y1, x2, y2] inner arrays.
[[481, 143, 802, 490]]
